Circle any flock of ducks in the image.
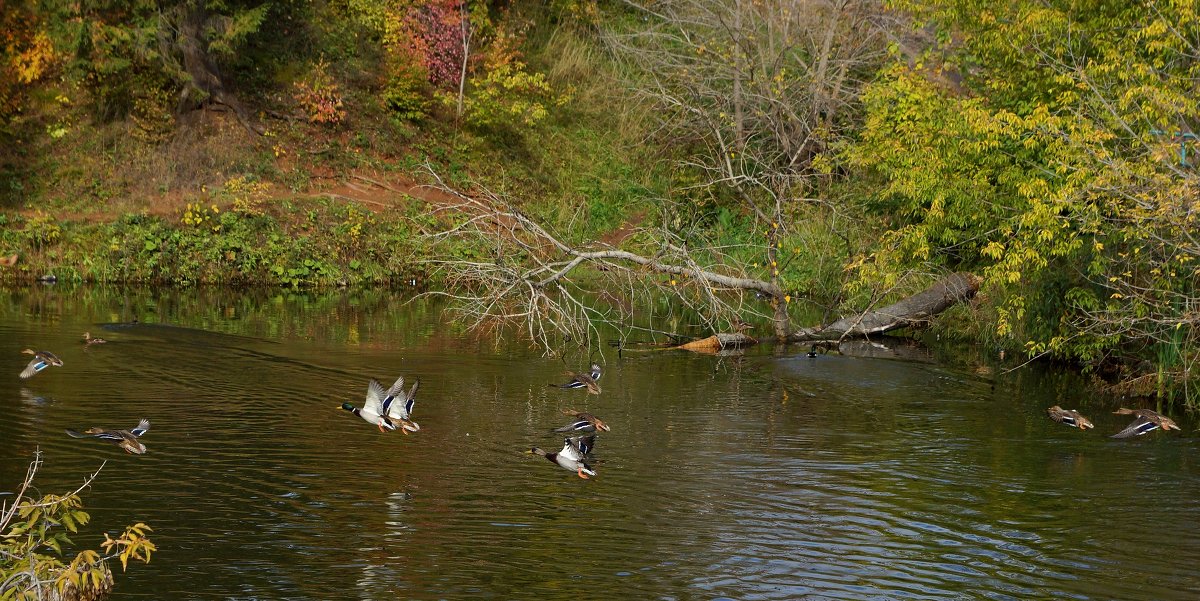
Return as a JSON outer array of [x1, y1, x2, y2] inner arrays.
[[22, 339, 611, 478], [337, 362, 609, 478], [17, 338, 1180, 464], [1047, 405, 1182, 438]]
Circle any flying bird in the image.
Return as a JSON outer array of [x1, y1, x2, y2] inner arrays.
[[553, 409, 610, 433], [528, 435, 597, 479], [342, 378, 396, 432], [19, 349, 62, 379], [550, 363, 602, 394], [66, 419, 151, 455], [1111, 407, 1180, 439], [1047, 405, 1093, 430], [381, 375, 421, 434]]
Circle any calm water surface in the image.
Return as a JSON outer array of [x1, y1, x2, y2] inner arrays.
[[1, 287, 1198, 600]]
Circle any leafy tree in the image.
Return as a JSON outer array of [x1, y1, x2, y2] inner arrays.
[[849, 0, 1200, 399], [345, 0, 565, 127], [0, 0, 55, 128], [35, 0, 269, 129]]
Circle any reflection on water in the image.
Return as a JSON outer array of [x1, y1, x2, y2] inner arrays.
[[1, 286, 1199, 600]]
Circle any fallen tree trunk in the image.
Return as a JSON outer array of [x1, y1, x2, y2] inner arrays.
[[673, 333, 758, 353], [786, 272, 980, 342]]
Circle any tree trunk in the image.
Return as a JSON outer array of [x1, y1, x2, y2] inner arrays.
[[455, 1, 469, 119], [171, 5, 261, 134], [786, 272, 980, 342]]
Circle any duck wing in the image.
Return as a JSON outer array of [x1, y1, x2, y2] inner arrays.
[[364, 379, 387, 415], [66, 428, 124, 442], [382, 375, 405, 404], [19, 357, 49, 379], [569, 435, 596, 455], [552, 419, 595, 433], [385, 378, 418, 420], [129, 419, 151, 438], [1111, 416, 1160, 439]]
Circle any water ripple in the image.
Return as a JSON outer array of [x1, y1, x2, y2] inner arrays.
[[2, 303, 1199, 600]]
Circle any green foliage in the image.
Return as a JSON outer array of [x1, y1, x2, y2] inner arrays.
[[22, 211, 61, 249], [457, 60, 564, 129], [206, 4, 270, 57], [852, 0, 1200, 402], [382, 63, 432, 121]]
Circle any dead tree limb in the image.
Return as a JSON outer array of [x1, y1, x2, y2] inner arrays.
[[418, 167, 980, 352], [418, 168, 785, 352], [787, 272, 981, 342]]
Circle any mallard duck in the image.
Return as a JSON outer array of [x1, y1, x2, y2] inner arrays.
[[66, 419, 150, 455], [553, 409, 610, 433], [82, 332, 107, 345], [1047, 405, 1094, 430], [528, 435, 597, 479], [1111, 407, 1181, 438], [381, 375, 421, 434], [341, 379, 396, 432], [19, 349, 63, 379], [549, 363, 602, 394]]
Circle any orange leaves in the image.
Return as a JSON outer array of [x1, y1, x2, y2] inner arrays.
[[101, 523, 156, 572]]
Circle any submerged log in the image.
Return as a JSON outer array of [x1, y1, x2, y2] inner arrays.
[[787, 272, 980, 343], [674, 332, 758, 354]]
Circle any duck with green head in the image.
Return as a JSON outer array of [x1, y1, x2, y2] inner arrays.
[[528, 435, 597, 479], [341, 378, 396, 432]]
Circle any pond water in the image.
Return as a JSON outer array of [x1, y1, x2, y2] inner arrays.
[[1, 286, 1198, 600]]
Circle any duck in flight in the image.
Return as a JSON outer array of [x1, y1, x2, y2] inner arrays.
[[19, 349, 62, 379], [1111, 407, 1180, 438], [381, 375, 421, 434], [342, 378, 396, 432], [553, 409, 610, 433], [528, 435, 597, 479], [1046, 406, 1094, 430], [66, 419, 151, 454], [550, 363, 602, 395]]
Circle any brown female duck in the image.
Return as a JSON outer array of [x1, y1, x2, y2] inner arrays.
[[66, 419, 151, 454], [1111, 408, 1181, 438], [553, 409, 611, 433], [1046, 406, 1093, 430], [549, 363, 602, 395]]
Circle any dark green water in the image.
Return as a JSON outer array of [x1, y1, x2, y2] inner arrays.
[[2, 286, 1198, 600]]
